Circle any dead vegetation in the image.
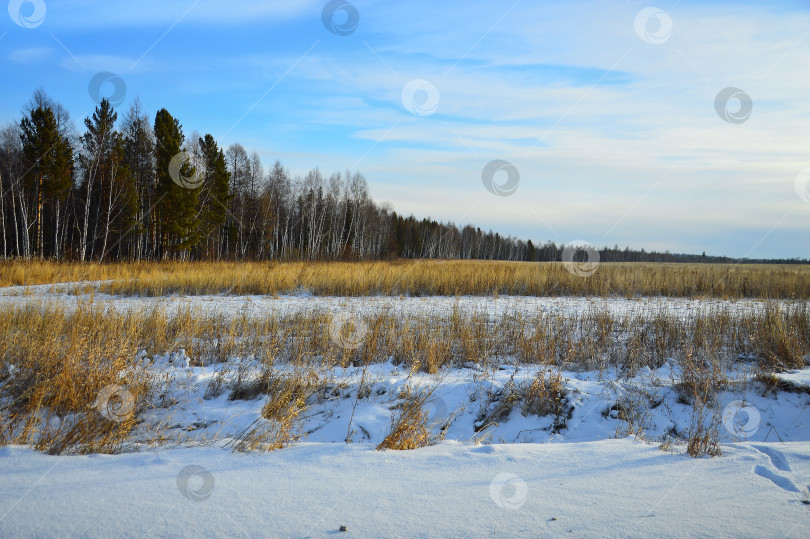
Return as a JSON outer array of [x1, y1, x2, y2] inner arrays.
[[0, 292, 807, 456], [0, 304, 150, 454], [1, 259, 809, 299], [229, 370, 321, 452], [679, 348, 724, 457], [475, 369, 572, 434], [377, 385, 445, 450]]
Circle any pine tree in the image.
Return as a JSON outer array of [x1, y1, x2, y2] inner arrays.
[[79, 98, 117, 261], [19, 101, 73, 258], [153, 108, 198, 259]]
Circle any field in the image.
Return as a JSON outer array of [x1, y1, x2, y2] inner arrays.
[[1, 260, 809, 536], [3, 259, 810, 298]]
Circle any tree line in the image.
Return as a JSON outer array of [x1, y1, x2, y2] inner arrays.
[[0, 90, 804, 264]]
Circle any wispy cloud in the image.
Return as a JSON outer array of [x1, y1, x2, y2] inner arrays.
[[8, 47, 53, 63], [57, 54, 152, 73]]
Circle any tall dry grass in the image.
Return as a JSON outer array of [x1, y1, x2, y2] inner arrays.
[[1, 259, 809, 299], [228, 370, 322, 452], [0, 304, 150, 453], [1, 299, 807, 454], [377, 384, 445, 450], [680, 348, 724, 457]]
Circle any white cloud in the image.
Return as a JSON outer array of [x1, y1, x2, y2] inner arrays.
[[57, 54, 153, 73], [8, 47, 53, 63]]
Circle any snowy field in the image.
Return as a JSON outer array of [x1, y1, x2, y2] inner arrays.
[[2, 440, 809, 537], [1, 285, 809, 537], [0, 281, 802, 320]]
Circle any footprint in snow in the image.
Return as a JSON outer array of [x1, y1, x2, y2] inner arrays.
[[752, 445, 792, 472], [751, 446, 807, 495], [753, 466, 801, 493]]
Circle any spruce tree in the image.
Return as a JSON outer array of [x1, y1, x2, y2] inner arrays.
[[197, 134, 232, 259]]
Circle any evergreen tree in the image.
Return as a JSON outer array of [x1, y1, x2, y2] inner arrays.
[[153, 108, 198, 259], [197, 134, 231, 259], [79, 98, 117, 261], [19, 101, 73, 258], [527, 239, 536, 262]]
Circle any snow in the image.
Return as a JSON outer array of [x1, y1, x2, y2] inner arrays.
[[778, 366, 810, 390], [0, 440, 808, 537], [1, 285, 809, 536], [2, 355, 808, 536], [0, 282, 803, 321], [106, 355, 808, 449]]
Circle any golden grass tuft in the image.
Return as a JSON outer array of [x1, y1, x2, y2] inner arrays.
[[377, 385, 445, 450], [522, 368, 568, 421], [229, 370, 321, 452]]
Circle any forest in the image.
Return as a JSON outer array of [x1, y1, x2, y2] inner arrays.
[[0, 90, 801, 264]]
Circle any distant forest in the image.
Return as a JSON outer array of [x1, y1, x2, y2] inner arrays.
[[0, 90, 805, 264]]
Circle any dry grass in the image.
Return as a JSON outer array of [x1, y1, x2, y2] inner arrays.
[[1, 294, 808, 455], [0, 304, 150, 454], [1, 259, 809, 299], [476, 369, 571, 433], [377, 385, 444, 450], [753, 305, 810, 370], [680, 348, 724, 457], [521, 369, 568, 419], [608, 386, 662, 440], [229, 370, 321, 452], [475, 379, 525, 431]]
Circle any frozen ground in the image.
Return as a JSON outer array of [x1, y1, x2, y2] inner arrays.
[[1, 285, 809, 537]]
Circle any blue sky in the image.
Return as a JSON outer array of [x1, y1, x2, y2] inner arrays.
[[2, 0, 809, 258]]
